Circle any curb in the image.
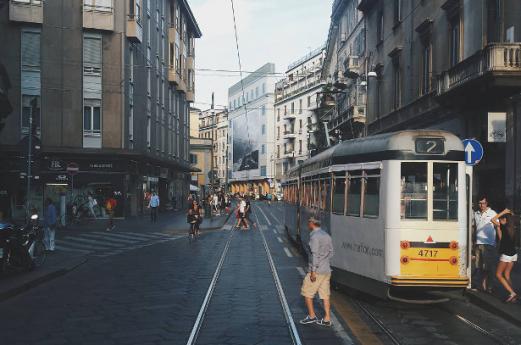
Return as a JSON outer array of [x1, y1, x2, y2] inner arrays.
[[466, 290, 521, 328], [0, 257, 88, 303]]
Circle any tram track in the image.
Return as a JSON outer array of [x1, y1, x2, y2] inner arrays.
[[185, 208, 303, 345]]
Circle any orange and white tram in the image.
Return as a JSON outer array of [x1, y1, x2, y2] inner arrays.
[[282, 130, 471, 298]]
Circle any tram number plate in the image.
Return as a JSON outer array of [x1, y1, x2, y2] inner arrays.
[[415, 138, 445, 154], [417, 249, 438, 258]]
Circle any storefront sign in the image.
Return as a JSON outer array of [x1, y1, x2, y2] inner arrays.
[[89, 163, 113, 169], [48, 159, 65, 171], [488, 112, 507, 143]]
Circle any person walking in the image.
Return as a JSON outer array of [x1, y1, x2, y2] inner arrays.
[[44, 198, 57, 252], [238, 198, 248, 230], [105, 195, 117, 231], [87, 192, 97, 219], [473, 196, 498, 293], [300, 217, 334, 327], [492, 209, 518, 302], [149, 192, 160, 223]]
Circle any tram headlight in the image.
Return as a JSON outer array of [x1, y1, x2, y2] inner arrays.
[[449, 256, 458, 265], [400, 256, 410, 264], [449, 241, 459, 250], [400, 241, 410, 250]]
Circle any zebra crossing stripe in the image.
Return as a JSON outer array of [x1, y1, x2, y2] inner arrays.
[[54, 245, 91, 254], [55, 240, 111, 251], [121, 232, 169, 239], [62, 237, 125, 248], [81, 233, 140, 244], [90, 232, 164, 241]]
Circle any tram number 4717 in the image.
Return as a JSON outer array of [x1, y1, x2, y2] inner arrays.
[[417, 249, 438, 258]]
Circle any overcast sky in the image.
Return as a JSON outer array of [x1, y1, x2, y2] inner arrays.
[[189, 0, 333, 110]]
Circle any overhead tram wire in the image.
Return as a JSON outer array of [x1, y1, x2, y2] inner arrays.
[[230, 0, 252, 146]]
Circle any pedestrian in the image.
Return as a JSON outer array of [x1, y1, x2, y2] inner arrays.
[[149, 191, 160, 223], [212, 193, 219, 216], [105, 194, 117, 231], [44, 198, 57, 252], [300, 217, 334, 327], [238, 197, 248, 230], [473, 196, 498, 293], [245, 196, 256, 229], [87, 192, 97, 219], [492, 209, 518, 302]]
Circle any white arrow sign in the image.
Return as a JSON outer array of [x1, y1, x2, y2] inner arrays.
[[465, 142, 475, 164]]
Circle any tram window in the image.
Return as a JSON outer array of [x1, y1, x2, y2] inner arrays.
[[347, 177, 362, 217], [332, 177, 346, 215], [322, 178, 331, 211], [433, 163, 458, 220], [401, 162, 428, 220], [364, 176, 380, 218]]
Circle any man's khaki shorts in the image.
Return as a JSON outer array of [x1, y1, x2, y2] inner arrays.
[[301, 273, 331, 300]]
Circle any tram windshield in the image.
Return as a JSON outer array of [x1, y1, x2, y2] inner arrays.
[[401, 162, 428, 219]]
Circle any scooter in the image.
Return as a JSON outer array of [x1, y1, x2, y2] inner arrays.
[[0, 214, 46, 274]]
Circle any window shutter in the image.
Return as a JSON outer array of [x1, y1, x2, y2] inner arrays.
[[83, 36, 102, 67], [22, 31, 40, 68]]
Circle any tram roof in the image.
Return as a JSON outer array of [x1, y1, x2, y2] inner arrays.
[[293, 130, 464, 176]]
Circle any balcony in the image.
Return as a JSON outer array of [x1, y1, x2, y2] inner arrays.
[[83, 1, 114, 31], [437, 43, 521, 103], [283, 130, 296, 140], [168, 67, 186, 91], [285, 113, 297, 121], [283, 151, 295, 159], [9, 0, 43, 24], [329, 105, 366, 132], [126, 15, 143, 42]]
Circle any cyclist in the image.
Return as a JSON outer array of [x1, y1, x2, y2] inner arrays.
[[187, 201, 202, 238]]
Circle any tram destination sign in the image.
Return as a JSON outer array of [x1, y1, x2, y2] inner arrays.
[[415, 138, 445, 154]]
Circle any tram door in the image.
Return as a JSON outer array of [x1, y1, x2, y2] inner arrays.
[[466, 165, 473, 288]]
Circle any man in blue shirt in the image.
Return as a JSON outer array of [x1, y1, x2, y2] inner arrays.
[[44, 198, 57, 252], [149, 192, 160, 223]]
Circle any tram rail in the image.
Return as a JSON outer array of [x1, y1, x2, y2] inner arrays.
[[185, 210, 302, 345]]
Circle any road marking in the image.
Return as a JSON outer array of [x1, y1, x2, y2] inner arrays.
[[296, 267, 306, 277], [62, 237, 125, 248], [54, 245, 91, 254], [186, 229, 235, 345], [254, 208, 302, 345], [80, 233, 139, 244], [277, 236, 283, 243], [257, 205, 272, 226], [273, 229, 277, 234], [56, 239, 115, 251], [90, 232, 157, 241], [284, 247, 293, 258]]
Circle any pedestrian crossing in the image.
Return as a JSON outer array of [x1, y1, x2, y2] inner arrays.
[[55, 231, 183, 258]]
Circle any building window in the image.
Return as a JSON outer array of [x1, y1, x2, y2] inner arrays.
[[291, 102, 294, 114], [261, 105, 266, 116], [262, 83, 266, 94], [487, 0, 502, 43], [393, 0, 402, 24], [284, 105, 287, 115], [261, 144, 265, 154], [83, 0, 113, 12], [298, 140, 302, 154], [261, 124, 266, 134], [277, 108, 280, 121], [277, 145, 280, 158], [83, 101, 101, 136], [260, 166, 267, 176], [299, 99, 303, 114], [21, 96, 40, 135], [377, 11, 384, 44], [307, 96, 311, 107], [299, 119, 303, 130], [21, 28, 41, 136], [420, 43, 431, 95], [449, 18, 460, 67]]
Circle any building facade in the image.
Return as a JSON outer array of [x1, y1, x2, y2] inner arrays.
[[198, 107, 228, 188], [227, 63, 276, 196], [274, 47, 325, 181], [321, 0, 367, 142], [359, 0, 521, 210], [0, 0, 201, 219], [189, 136, 212, 198]]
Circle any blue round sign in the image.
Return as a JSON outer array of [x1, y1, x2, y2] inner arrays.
[[462, 139, 484, 166]]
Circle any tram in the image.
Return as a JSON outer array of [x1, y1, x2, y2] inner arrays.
[[282, 130, 470, 298]]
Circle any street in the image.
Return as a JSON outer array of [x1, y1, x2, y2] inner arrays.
[[0, 203, 520, 345]]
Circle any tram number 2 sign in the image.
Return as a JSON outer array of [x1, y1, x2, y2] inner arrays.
[[415, 138, 445, 154], [417, 249, 438, 258]]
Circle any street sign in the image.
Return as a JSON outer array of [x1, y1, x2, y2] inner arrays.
[[66, 162, 79, 175], [462, 139, 484, 166]]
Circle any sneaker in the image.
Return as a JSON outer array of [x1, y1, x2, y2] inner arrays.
[[299, 315, 318, 325], [317, 318, 332, 327]]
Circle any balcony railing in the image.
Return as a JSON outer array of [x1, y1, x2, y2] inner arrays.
[[437, 43, 521, 95]]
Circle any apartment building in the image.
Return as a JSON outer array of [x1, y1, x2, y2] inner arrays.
[[0, 0, 201, 219], [359, 0, 521, 210], [228, 63, 276, 196], [274, 47, 325, 180], [198, 107, 228, 188]]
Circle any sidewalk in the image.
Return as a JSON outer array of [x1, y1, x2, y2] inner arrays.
[[0, 251, 87, 302], [467, 248, 521, 327]]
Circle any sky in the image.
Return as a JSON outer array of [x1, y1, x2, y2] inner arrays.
[[189, 0, 333, 110]]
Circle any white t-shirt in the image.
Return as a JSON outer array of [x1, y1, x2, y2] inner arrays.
[[474, 208, 497, 246], [239, 200, 246, 213]]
